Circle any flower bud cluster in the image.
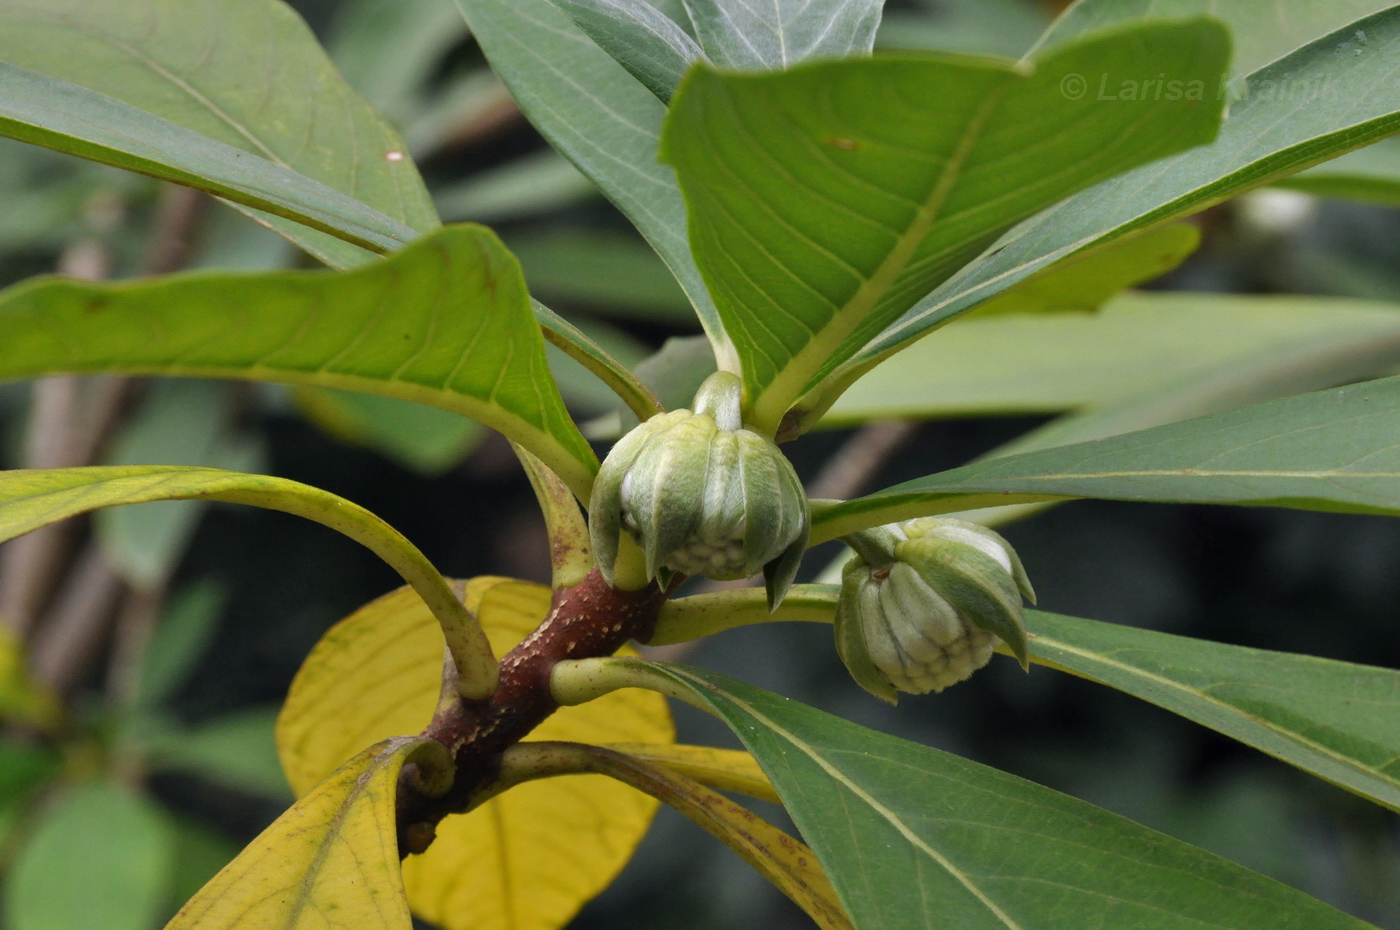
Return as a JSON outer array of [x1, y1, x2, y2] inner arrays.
[[835, 517, 1034, 702], [589, 372, 808, 607]]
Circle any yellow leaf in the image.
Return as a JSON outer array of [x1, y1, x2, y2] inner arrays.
[[168, 738, 441, 929], [277, 577, 675, 930], [602, 743, 780, 805]]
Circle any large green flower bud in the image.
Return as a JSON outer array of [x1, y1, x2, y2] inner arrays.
[[835, 517, 1035, 702], [589, 372, 809, 607]]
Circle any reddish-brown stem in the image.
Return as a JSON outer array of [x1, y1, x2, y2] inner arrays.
[[396, 568, 673, 854]]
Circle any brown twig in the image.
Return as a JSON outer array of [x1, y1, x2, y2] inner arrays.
[[806, 420, 920, 502], [28, 541, 125, 696]]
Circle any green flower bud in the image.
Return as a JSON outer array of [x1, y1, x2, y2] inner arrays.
[[835, 517, 1035, 702], [589, 372, 809, 607]]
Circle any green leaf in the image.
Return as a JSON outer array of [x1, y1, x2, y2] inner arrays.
[[1034, 0, 1394, 79], [846, 8, 1400, 395], [1276, 135, 1400, 206], [614, 661, 1369, 930], [661, 21, 1230, 435], [148, 708, 291, 799], [452, 0, 730, 356], [295, 388, 484, 476], [0, 61, 419, 258], [434, 150, 595, 224], [1023, 609, 1400, 813], [0, 0, 439, 268], [327, 0, 470, 121], [136, 579, 227, 708], [5, 784, 175, 930], [683, 0, 882, 69], [814, 373, 1400, 542], [875, 0, 1049, 59], [0, 739, 58, 807], [0, 465, 499, 698], [0, 224, 597, 500], [822, 292, 1400, 424], [552, 0, 702, 102], [961, 223, 1199, 317], [165, 820, 240, 920], [167, 738, 448, 930]]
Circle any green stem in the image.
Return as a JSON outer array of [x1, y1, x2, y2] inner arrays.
[[649, 584, 840, 646], [512, 442, 595, 589]]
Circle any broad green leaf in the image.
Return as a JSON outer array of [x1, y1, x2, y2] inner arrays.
[[0, 224, 598, 500], [0, 465, 497, 695], [0, 626, 58, 729], [1034, 0, 1394, 78], [814, 373, 1400, 542], [553, 0, 703, 102], [651, 589, 1400, 813], [135, 580, 226, 708], [0, 0, 439, 268], [682, 0, 882, 69], [6, 784, 174, 930], [844, 8, 1400, 401], [294, 388, 484, 476], [0, 61, 418, 258], [167, 738, 445, 930], [451, 0, 733, 362], [823, 292, 1400, 424], [961, 224, 1199, 317], [277, 578, 674, 930], [328, 0, 470, 121], [620, 661, 1371, 930], [148, 708, 291, 799], [662, 21, 1229, 435], [96, 381, 248, 587], [1276, 135, 1400, 206], [1022, 610, 1400, 814]]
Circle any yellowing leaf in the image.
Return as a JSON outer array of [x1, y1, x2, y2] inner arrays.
[[603, 743, 779, 805], [277, 577, 674, 930], [168, 738, 439, 930]]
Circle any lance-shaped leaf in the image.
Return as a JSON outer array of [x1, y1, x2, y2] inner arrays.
[[0, 0, 438, 268], [1276, 135, 1400, 207], [661, 20, 1229, 435], [1033, 0, 1394, 79], [552, 0, 703, 102], [0, 465, 498, 698], [451, 0, 734, 365], [649, 588, 1400, 813], [814, 373, 1400, 542], [277, 578, 674, 930], [840, 7, 1400, 405], [167, 738, 449, 930], [588, 661, 1368, 929], [0, 224, 598, 500], [601, 742, 780, 804], [682, 0, 883, 69], [0, 62, 417, 257]]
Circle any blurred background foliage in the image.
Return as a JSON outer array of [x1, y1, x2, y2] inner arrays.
[[0, 0, 1398, 927]]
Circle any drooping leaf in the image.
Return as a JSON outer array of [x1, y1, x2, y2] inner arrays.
[[602, 742, 780, 804], [0, 0, 439, 267], [167, 738, 445, 930], [822, 292, 1400, 424], [451, 0, 733, 362], [0, 224, 598, 500], [1276, 135, 1400, 206], [618, 661, 1371, 929], [277, 578, 675, 930], [148, 708, 291, 799], [0, 61, 418, 258], [844, 8, 1400, 400], [294, 388, 485, 477], [1034, 0, 1393, 79], [5, 784, 174, 930], [135, 579, 227, 708], [661, 21, 1229, 434], [552, 0, 703, 102], [682, 0, 882, 69], [814, 373, 1400, 542], [0, 465, 497, 696]]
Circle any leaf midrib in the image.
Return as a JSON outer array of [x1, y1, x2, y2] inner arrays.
[[665, 666, 1026, 930]]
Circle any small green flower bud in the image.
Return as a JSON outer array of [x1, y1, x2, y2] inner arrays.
[[835, 517, 1035, 702], [590, 372, 809, 607]]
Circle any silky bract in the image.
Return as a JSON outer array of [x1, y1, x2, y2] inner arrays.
[[835, 517, 1034, 702], [589, 373, 808, 608]]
